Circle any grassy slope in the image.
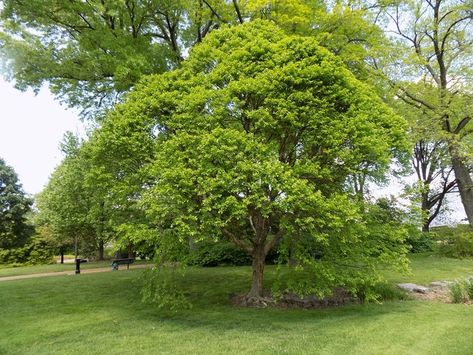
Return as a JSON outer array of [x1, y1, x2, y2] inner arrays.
[[1, 256, 473, 354], [384, 253, 473, 284]]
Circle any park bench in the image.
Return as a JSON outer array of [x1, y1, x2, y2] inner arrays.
[[111, 258, 135, 270]]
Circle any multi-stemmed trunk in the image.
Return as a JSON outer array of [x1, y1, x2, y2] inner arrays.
[[247, 244, 266, 299], [224, 211, 282, 304]]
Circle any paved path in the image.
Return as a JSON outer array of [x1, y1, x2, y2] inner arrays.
[[0, 263, 151, 282]]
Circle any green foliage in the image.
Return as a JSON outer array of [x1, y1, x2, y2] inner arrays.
[[466, 278, 473, 300], [12, 6, 414, 300], [0, 234, 55, 265], [436, 225, 473, 258], [357, 281, 409, 303], [449, 279, 469, 304], [406, 232, 435, 253], [0, 157, 33, 250], [187, 242, 253, 267], [0, 0, 184, 117], [363, 196, 434, 253], [36, 132, 117, 260], [0, 246, 28, 265], [140, 268, 192, 311], [1, 0, 396, 120], [187, 241, 280, 267], [382, 0, 473, 227], [274, 198, 410, 300], [24, 234, 56, 265]]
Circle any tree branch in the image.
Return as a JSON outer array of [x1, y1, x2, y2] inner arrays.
[[453, 116, 471, 135]]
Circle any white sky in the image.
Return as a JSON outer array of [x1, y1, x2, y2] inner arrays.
[[0, 77, 84, 195]]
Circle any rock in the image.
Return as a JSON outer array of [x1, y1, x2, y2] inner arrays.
[[397, 283, 429, 294], [278, 288, 358, 308], [429, 281, 452, 289]]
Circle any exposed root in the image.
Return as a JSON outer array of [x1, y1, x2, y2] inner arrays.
[[230, 288, 358, 309], [231, 293, 276, 308]]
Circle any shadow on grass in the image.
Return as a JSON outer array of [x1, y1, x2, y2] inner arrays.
[[1, 266, 412, 327], [50, 267, 415, 330]]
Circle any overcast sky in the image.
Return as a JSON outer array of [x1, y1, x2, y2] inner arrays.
[[0, 77, 84, 195]]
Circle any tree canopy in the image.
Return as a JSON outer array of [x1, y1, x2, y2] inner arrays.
[[36, 132, 116, 260], [88, 20, 409, 303], [0, 0, 388, 118]]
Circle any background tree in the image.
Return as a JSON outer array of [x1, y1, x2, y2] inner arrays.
[[36, 133, 113, 260], [96, 21, 409, 304], [0, 157, 33, 250], [390, 83, 458, 231], [1, 0, 394, 120], [0, 0, 243, 117], [411, 139, 457, 231], [382, 0, 473, 226]]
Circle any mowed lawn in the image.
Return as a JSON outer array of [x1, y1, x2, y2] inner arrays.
[[1, 254, 473, 355]]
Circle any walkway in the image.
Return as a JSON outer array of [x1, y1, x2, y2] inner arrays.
[[0, 263, 151, 282]]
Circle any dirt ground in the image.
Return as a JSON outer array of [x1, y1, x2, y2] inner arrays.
[[410, 287, 451, 303]]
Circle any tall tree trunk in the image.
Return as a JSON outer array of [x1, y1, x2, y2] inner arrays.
[[98, 240, 104, 260], [422, 220, 430, 233], [60, 248, 64, 264], [421, 190, 430, 232], [247, 245, 266, 299], [74, 235, 78, 260], [450, 149, 473, 227]]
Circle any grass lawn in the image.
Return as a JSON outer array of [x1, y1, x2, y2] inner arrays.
[[1, 254, 473, 354], [384, 253, 473, 284]]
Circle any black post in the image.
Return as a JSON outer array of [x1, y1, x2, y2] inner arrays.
[[75, 258, 81, 274]]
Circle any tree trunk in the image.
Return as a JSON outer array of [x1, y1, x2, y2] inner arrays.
[[450, 150, 473, 227], [127, 244, 134, 259], [421, 190, 430, 232], [98, 240, 104, 260], [74, 236, 78, 260], [422, 221, 430, 233], [60, 248, 64, 264], [247, 246, 266, 299]]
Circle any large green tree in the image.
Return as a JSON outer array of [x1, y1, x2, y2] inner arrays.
[[95, 21, 409, 303], [0, 157, 33, 249]]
